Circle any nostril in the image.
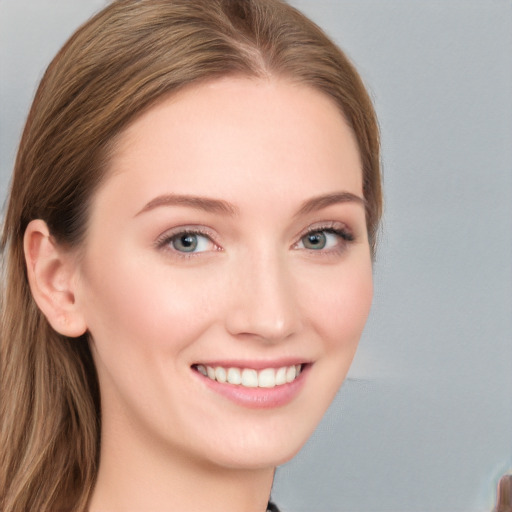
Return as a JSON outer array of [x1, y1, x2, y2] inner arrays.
[[225, 306, 301, 343]]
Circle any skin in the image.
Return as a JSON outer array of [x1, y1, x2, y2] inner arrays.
[[26, 77, 373, 512]]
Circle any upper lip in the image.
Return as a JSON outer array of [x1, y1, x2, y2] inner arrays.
[[192, 358, 311, 370]]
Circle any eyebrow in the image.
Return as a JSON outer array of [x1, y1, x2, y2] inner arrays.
[[136, 191, 364, 218], [136, 193, 240, 217], [296, 192, 366, 216]]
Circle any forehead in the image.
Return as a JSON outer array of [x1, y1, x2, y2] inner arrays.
[[96, 77, 363, 215]]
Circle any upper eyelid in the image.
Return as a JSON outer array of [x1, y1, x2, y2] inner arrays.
[[153, 221, 355, 249], [154, 225, 219, 248], [292, 222, 355, 250], [295, 220, 353, 238]]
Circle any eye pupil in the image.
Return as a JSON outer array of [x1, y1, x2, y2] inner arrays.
[[173, 233, 198, 252], [303, 231, 327, 250]]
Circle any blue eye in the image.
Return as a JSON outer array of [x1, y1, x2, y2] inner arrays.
[[302, 231, 328, 250], [169, 232, 212, 253], [298, 228, 353, 251]]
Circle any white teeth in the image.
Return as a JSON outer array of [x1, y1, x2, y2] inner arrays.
[[227, 367, 242, 385], [241, 368, 258, 388], [286, 365, 297, 383], [275, 367, 287, 386], [258, 368, 276, 388], [198, 364, 303, 388], [214, 367, 227, 383]]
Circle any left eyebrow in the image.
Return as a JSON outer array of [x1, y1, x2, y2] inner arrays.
[[295, 192, 366, 216]]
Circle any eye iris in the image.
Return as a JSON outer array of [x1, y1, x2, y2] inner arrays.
[[303, 231, 327, 250], [173, 233, 198, 252]]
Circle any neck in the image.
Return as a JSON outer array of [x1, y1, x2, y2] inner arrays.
[[88, 416, 275, 512]]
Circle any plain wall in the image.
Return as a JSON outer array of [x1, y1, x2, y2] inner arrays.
[[1, 1, 511, 511]]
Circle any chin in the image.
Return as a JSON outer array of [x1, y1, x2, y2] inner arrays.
[[207, 439, 307, 471], [189, 410, 322, 471]]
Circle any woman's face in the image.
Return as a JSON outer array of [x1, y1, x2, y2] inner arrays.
[[74, 77, 373, 469]]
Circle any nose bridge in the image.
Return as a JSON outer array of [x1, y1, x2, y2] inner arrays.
[[226, 246, 300, 342]]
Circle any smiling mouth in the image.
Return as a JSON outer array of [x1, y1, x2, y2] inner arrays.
[[192, 364, 304, 389]]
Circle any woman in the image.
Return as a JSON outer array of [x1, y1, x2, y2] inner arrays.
[[0, 0, 381, 511]]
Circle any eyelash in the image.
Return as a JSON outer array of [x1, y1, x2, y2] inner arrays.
[[155, 227, 220, 259], [295, 223, 355, 255], [155, 222, 355, 259]]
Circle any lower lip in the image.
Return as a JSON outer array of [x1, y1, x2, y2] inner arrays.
[[194, 365, 310, 409]]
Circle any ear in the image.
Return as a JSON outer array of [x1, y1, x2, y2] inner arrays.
[[24, 219, 87, 337]]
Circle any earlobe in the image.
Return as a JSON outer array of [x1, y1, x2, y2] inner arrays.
[[24, 219, 87, 337]]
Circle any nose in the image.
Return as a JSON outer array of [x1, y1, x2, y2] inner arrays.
[[225, 251, 302, 343]]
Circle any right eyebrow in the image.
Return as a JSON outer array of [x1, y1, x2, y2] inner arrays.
[[135, 193, 240, 217]]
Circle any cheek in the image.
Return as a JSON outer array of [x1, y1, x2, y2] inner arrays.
[[303, 260, 373, 352], [78, 247, 227, 362], [282, 259, 373, 451]]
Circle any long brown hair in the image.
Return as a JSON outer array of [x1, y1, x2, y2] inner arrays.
[[496, 475, 512, 512], [0, 1, 381, 510]]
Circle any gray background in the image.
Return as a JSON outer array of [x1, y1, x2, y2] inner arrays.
[[1, 1, 511, 511]]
